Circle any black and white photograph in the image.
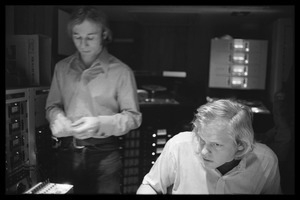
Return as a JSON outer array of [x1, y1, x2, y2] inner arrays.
[[5, 5, 294, 195]]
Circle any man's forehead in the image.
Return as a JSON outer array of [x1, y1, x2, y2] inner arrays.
[[201, 119, 231, 140], [206, 118, 229, 129], [73, 20, 103, 32]]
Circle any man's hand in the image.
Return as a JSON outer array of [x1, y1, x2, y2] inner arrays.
[[50, 113, 73, 137], [71, 116, 100, 139]]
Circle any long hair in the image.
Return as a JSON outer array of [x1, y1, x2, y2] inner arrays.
[[192, 99, 255, 159], [67, 6, 112, 45]]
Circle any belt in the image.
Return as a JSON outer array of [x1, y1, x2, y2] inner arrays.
[[73, 137, 118, 149]]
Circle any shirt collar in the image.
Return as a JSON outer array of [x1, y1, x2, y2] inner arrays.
[[72, 48, 111, 74], [236, 157, 246, 171], [208, 159, 246, 177]]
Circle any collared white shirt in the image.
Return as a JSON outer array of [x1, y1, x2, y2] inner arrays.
[[142, 131, 281, 194], [46, 48, 142, 137]]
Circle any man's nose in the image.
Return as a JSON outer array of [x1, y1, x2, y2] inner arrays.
[[201, 144, 211, 155], [80, 38, 88, 48]]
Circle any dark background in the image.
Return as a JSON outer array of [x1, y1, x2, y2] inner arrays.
[[5, 5, 295, 194]]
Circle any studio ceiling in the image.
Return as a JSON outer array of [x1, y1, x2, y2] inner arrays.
[[59, 5, 294, 23]]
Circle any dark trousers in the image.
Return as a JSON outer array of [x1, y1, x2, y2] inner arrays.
[[72, 146, 122, 194], [53, 137, 122, 194]]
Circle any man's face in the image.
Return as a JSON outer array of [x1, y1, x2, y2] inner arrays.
[[199, 119, 238, 169], [72, 19, 103, 62]]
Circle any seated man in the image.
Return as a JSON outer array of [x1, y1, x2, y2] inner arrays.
[[137, 99, 281, 194]]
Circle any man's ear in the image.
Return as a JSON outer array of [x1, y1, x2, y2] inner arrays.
[[237, 145, 244, 151], [102, 31, 107, 39], [235, 141, 247, 159]]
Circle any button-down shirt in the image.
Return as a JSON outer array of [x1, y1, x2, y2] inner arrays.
[[142, 131, 281, 194], [46, 48, 142, 138]]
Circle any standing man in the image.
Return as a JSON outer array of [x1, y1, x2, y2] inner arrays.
[[46, 6, 142, 194]]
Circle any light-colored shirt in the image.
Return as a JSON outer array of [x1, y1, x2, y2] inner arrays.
[[142, 131, 281, 194], [46, 48, 142, 137]]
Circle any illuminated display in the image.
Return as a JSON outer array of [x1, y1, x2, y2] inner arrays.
[[232, 52, 249, 64], [156, 147, 163, 154], [233, 39, 245, 49], [157, 129, 167, 136], [232, 39, 249, 52], [231, 77, 244, 85], [156, 138, 166, 145], [230, 77, 247, 88], [231, 65, 248, 76], [233, 52, 245, 61], [209, 39, 268, 90]]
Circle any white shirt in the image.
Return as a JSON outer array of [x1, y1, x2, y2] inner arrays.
[[46, 49, 142, 138], [142, 131, 281, 194]]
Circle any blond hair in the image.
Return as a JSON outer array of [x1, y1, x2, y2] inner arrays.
[[192, 99, 255, 158]]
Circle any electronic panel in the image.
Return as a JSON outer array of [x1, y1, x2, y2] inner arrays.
[[119, 130, 141, 194], [6, 87, 50, 194], [140, 127, 173, 178], [6, 88, 31, 194], [27, 87, 51, 183], [209, 39, 268, 90], [118, 127, 173, 194]]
